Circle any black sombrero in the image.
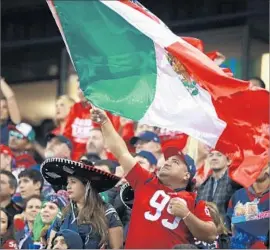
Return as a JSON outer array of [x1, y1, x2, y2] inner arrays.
[[120, 183, 134, 209], [41, 158, 120, 193]]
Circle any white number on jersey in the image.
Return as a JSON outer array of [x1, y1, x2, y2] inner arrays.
[[144, 190, 182, 230]]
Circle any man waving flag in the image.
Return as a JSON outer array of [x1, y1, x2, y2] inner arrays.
[[47, 0, 269, 187]]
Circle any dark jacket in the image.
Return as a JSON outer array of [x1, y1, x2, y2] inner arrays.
[[106, 187, 131, 229], [197, 171, 242, 220]]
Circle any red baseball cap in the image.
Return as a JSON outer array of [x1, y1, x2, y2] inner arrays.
[[163, 147, 186, 163], [0, 144, 13, 158], [163, 147, 196, 180]]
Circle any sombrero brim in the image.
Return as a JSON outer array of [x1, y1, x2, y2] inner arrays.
[[120, 183, 134, 209], [41, 158, 120, 193]]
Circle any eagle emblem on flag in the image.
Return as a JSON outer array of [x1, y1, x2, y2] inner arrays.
[[167, 53, 199, 96]]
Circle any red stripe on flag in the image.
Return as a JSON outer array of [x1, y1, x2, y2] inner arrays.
[[214, 89, 269, 187], [120, 1, 248, 98], [166, 43, 269, 187], [166, 42, 249, 98], [181, 37, 204, 52]]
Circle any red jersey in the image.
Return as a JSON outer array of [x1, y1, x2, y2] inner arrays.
[[64, 102, 115, 160], [125, 163, 212, 249], [63, 102, 97, 160]]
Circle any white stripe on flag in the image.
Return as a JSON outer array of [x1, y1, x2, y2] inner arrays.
[[101, 0, 225, 75], [140, 45, 226, 147]]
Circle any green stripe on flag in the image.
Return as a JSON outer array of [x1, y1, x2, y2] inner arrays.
[[54, 1, 157, 120]]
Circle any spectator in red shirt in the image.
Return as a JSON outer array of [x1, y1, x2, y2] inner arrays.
[[52, 95, 75, 136], [63, 84, 98, 161], [91, 109, 217, 248], [0, 144, 13, 172]]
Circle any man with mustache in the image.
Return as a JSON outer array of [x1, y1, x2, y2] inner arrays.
[[197, 150, 242, 220]]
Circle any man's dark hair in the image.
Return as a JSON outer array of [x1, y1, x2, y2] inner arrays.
[[18, 169, 44, 191], [23, 195, 41, 210], [186, 180, 196, 192], [80, 152, 101, 163], [0, 170, 17, 192], [250, 77, 266, 89], [95, 159, 117, 174]]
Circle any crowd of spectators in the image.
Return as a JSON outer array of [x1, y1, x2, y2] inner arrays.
[[0, 76, 268, 249]]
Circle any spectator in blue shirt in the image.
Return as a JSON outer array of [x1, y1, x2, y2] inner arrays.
[[226, 164, 269, 249]]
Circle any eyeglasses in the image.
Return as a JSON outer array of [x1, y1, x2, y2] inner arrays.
[[9, 130, 25, 139]]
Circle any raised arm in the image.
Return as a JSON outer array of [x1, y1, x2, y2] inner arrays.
[[91, 108, 136, 175], [0, 78, 21, 124]]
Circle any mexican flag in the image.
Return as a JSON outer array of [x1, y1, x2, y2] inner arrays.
[[47, 0, 269, 187]]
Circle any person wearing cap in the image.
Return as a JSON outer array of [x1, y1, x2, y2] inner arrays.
[[41, 158, 123, 249], [45, 133, 73, 159], [91, 108, 217, 249], [0, 144, 13, 171], [8, 122, 37, 172], [0, 78, 21, 146], [52, 229, 83, 249], [130, 130, 162, 160], [134, 150, 157, 173], [197, 150, 242, 220], [80, 152, 101, 164]]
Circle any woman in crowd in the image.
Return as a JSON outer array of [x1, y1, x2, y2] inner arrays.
[[52, 95, 75, 136], [33, 95, 75, 159], [41, 158, 123, 249], [0, 208, 17, 249], [194, 202, 230, 249], [32, 194, 68, 248], [14, 195, 42, 249]]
